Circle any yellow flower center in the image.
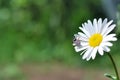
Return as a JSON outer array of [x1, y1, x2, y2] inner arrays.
[[89, 33, 103, 47]]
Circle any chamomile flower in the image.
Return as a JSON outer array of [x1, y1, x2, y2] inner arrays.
[[73, 18, 117, 61]]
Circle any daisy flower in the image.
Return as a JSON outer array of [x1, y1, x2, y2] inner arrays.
[[73, 18, 117, 61]]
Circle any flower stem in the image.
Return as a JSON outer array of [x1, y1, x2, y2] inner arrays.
[[107, 53, 120, 80]]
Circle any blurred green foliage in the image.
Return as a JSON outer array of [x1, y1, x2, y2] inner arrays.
[[0, 0, 119, 66], [0, 64, 25, 80]]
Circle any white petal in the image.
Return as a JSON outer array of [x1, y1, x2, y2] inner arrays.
[[83, 22, 93, 35], [102, 42, 113, 47], [98, 18, 102, 33], [91, 47, 98, 60], [82, 23, 87, 30], [77, 32, 88, 41], [80, 37, 88, 42], [103, 34, 117, 42], [93, 19, 98, 33], [103, 46, 110, 52], [87, 20, 94, 34], [82, 47, 93, 60], [103, 24, 116, 36], [78, 32, 88, 38], [102, 18, 108, 26], [80, 49, 87, 55], [86, 55, 91, 61], [79, 27, 90, 37], [100, 18, 107, 33], [104, 34, 116, 38], [110, 37, 117, 41], [74, 46, 89, 52], [101, 20, 113, 35], [98, 46, 104, 55], [83, 23, 89, 31], [81, 42, 88, 46]]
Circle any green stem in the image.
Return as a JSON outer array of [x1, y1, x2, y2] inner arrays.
[[108, 53, 120, 80]]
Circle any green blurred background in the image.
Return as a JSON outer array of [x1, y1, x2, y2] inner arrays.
[[0, 0, 120, 80]]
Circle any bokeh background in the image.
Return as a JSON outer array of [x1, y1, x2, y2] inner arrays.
[[0, 0, 120, 80]]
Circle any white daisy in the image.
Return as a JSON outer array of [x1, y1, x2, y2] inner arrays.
[[73, 18, 117, 61]]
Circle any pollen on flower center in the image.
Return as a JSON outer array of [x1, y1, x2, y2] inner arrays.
[[89, 33, 103, 47]]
